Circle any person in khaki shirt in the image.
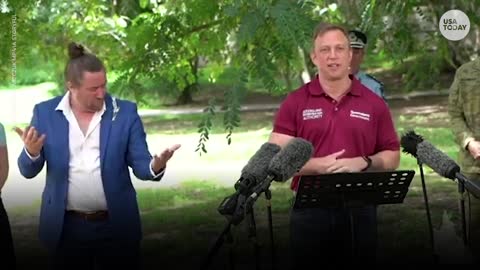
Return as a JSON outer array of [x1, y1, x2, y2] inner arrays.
[[448, 57, 480, 262], [0, 123, 16, 268]]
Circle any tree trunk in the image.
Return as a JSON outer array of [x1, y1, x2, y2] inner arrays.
[[175, 55, 199, 105], [282, 64, 293, 91], [298, 46, 313, 84], [176, 84, 195, 105], [476, 27, 480, 56]]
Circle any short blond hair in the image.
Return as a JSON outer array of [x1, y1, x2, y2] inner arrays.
[[311, 23, 350, 49]]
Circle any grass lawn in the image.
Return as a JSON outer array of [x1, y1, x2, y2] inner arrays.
[[7, 95, 474, 269]]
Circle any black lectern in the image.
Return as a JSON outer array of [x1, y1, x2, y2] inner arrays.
[[294, 170, 415, 209], [293, 170, 415, 259]]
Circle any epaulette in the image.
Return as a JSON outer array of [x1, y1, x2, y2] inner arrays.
[[365, 73, 384, 86]]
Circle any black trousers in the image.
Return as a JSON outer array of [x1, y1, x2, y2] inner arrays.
[[290, 205, 377, 266], [0, 195, 16, 269], [52, 212, 141, 270]]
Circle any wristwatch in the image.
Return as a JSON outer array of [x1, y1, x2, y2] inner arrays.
[[361, 156, 372, 171]]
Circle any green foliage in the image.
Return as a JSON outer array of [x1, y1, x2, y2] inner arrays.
[[7, 47, 57, 86], [139, 0, 149, 9], [223, 68, 247, 145], [105, 0, 320, 151], [353, 0, 479, 91], [195, 99, 217, 155], [229, 0, 317, 94], [0, 0, 41, 83], [14, 68, 53, 86], [400, 53, 450, 91]]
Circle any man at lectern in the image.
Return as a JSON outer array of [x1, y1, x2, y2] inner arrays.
[[268, 22, 400, 266]]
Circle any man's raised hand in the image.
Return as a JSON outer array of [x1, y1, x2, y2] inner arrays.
[[151, 144, 181, 173], [14, 126, 46, 157]]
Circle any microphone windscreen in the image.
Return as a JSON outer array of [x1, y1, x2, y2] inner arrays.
[[400, 130, 423, 157], [268, 138, 313, 182], [417, 140, 460, 180], [240, 142, 281, 185]]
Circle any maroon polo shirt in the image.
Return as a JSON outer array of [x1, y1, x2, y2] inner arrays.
[[273, 75, 400, 191]]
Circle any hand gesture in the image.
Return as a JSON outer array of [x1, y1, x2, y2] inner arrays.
[[151, 144, 181, 173], [14, 126, 46, 157], [313, 149, 345, 174], [325, 156, 367, 173], [468, 140, 480, 159]]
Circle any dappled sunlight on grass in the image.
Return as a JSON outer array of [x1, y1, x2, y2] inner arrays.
[[137, 180, 231, 212]]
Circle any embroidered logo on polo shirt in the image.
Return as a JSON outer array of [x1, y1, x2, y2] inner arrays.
[[350, 110, 370, 121], [302, 109, 323, 120]]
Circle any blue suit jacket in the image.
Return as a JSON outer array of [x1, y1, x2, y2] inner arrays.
[[17, 94, 162, 251]]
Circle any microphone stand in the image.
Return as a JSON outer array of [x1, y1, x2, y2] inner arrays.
[[202, 180, 271, 270], [245, 177, 276, 270], [202, 193, 247, 270], [453, 172, 480, 251], [225, 226, 235, 270], [264, 188, 276, 270], [207, 177, 268, 270], [457, 180, 469, 247], [201, 220, 235, 270], [245, 204, 261, 270], [417, 160, 438, 263], [244, 187, 277, 270]]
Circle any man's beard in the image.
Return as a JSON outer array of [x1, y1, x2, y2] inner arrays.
[[88, 100, 104, 112]]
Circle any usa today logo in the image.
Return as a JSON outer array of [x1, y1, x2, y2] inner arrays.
[[439, 10, 470, 41]]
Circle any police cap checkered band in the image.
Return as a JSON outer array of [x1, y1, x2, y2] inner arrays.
[[349, 30, 367, 48]]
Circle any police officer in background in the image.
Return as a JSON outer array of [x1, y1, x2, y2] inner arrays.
[[349, 30, 386, 101]]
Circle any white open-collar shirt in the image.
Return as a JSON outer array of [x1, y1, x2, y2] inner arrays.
[[56, 91, 108, 212]]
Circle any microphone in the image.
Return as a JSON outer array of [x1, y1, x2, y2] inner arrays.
[[401, 130, 480, 198], [218, 142, 281, 217], [248, 138, 314, 201], [235, 142, 282, 193]]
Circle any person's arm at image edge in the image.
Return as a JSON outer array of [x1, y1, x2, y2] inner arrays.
[[448, 69, 475, 150], [0, 124, 9, 190]]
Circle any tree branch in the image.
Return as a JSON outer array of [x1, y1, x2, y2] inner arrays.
[[99, 30, 128, 48], [182, 18, 225, 37]]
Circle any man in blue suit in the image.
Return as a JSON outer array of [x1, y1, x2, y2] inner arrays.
[[14, 42, 181, 270]]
